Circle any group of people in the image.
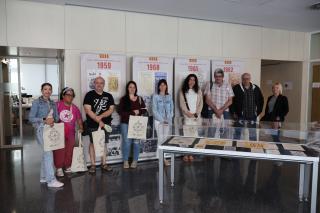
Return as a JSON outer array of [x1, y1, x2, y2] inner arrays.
[[29, 69, 289, 188]]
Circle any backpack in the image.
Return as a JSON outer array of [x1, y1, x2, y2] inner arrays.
[[201, 82, 214, 118]]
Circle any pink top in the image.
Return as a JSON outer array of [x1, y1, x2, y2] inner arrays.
[[56, 101, 82, 135]]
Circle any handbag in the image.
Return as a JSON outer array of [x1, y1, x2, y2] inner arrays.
[[138, 96, 153, 138], [71, 132, 88, 172], [92, 127, 106, 157], [43, 123, 65, 151], [127, 115, 148, 140]]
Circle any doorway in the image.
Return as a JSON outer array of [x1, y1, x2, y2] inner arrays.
[[260, 60, 303, 123], [0, 47, 64, 148], [311, 64, 320, 122]]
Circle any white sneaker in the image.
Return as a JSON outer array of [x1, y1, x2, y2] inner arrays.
[[47, 180, 64, 188], [56, 168, 64, 177], [40, 179, 46, 183], [64, 168, 72, 174]]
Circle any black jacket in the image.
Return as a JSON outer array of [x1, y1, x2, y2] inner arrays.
[[230, 83, 264, 118], [261, 95, 289, 122]]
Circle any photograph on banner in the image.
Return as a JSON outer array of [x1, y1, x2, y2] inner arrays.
[[154, 72, 167, 93], [212, 59, 245, 87], [174, 58, 210, 116], [139, 139, 158, 159], [106, 134, 122, 161], [139, 71, 155, 95]]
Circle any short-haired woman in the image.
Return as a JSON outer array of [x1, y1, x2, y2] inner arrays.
[[261, 82, 289, 141]]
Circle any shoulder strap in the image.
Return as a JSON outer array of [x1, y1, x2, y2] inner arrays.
[[182, 92, 190, 111], [138, 96, 142, 106]]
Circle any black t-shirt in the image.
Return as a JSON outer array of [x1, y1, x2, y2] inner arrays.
[[83, 90, 115, 128]]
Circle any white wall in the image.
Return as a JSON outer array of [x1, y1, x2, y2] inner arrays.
[[0, 0, 6, 46], [126, 13, 178, 55], [311, 33, 320, 60], [223, 23, 262, 59], [177, 19, 222, 57], [6, 0, 64, 49], [65, 6, 125, 52]]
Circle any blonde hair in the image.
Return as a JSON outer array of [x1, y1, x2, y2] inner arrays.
[[272, 82, 283, 94]]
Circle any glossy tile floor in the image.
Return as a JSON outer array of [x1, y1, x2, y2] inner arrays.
[[0, 138, 319, 213]]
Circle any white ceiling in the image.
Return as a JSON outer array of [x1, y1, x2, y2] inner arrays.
[[23, 0, 320, 32]]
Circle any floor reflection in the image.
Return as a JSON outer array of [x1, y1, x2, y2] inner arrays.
[[0, 142, 317, 213]]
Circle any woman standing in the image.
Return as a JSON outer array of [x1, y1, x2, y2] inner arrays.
[[119, 81, 147, 169], [261, 82, 289, 142], [53, 87, 83, 177], [152, 79, 174, 166], [179, 74, 203, 162], [29, 83, 63, 188]]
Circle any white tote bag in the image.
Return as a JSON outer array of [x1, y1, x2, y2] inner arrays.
[[71, 132, 88, 172], [92, 127, 105, 157], [43, 123, 65, 151], [127, 115, 148, 140]]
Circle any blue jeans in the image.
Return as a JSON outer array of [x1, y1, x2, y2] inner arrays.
[[233, 118, 257, 141], [271, 129, 280, 142], [120, 123, 140, 161], [36, 126, 56, 183]]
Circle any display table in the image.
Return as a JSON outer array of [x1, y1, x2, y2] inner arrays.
[[158, 136, 319, 213]]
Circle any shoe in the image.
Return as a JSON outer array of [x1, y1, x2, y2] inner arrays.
[[47, 180, 64, 188], [64, 168, 72, 174], [130, 161, 137, 169], [40, 179, 46, 183], [101, 164, 113, 172], [89, 166, 96, 174], [123, 161, 129, 169], [164, 160, 170, 167], [56, 168, 64, 177]]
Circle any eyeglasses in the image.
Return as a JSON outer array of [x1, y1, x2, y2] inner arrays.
[[214, 75, 223, 78], [64, 94, 74, 97]]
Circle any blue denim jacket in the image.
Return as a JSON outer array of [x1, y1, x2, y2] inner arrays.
[[152, 94, 174, 123], [29, 96, 59, 128]]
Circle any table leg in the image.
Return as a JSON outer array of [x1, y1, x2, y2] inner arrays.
[[310, 162, 318, 213], [303, 164, 311, 201], [299, 164, 305, 202], [159, 149, 164, 204], [170, 153, 175, 186]]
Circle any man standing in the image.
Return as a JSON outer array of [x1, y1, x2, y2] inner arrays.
[[83, 76, 114, 174], [231, 73, 264, 140], [205, 68, 234, 138], [205, 68, 234, 120]]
